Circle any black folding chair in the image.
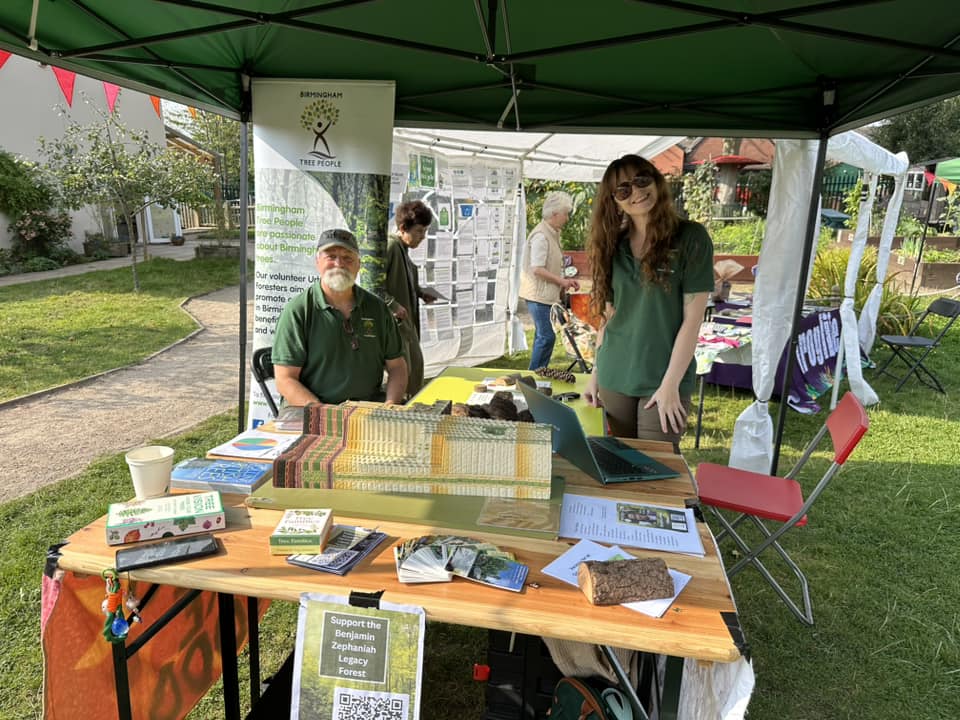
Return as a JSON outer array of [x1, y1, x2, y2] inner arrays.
[[876, 297, 960, 392], [251, 346, 279, 416]]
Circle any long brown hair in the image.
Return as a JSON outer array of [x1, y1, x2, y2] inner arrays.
[[587, 155, 680, 319]]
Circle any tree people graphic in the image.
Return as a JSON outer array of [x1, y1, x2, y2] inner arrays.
[[300, 99, 340, 158]]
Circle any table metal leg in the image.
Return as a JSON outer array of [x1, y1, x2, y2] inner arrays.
[[695, 374, 706, 449], [112, 642, 133, 720], [218, 593, 241, 720], [599, 645, 650, 720], [247, 596, 261, 708]]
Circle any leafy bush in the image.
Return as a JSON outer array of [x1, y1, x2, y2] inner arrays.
[[0, 150, 55, 218], [0, 248, 21, 276], [808, 245, 922, 335], [9, 209, 72, 259], [708, 220, 765, 254], [21, 256, 61, 273], [682, 160, 716, 223], [523, 179, 596, 251]]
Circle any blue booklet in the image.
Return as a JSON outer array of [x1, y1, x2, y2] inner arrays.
[[171, 458, 273, 495]]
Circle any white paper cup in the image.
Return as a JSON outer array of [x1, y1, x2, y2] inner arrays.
[[125, 445, 175, 500]]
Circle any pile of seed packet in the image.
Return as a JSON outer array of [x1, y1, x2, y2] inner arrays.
[[393, 535, 529, 592]]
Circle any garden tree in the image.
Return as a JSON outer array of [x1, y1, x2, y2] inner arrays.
[[682, 159, 717, 223], [169, 107, 254, 233], [523, 179, 596, 251], [872, 96, 960, 163], [40, 101, 216, 291]]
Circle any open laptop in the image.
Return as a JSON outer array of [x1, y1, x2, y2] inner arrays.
[[518, 383, 679, 484]]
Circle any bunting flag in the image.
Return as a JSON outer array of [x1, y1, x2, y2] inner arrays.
[[150, 95, 161, 116], [188, 106, 198, 119], [103, 82, 121, 113], [0, 50, 11, 71], [937, 178, 957, 195], [51, 66, 77, 106]]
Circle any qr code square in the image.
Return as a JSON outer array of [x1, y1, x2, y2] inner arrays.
[[333, 687, 409, 720]]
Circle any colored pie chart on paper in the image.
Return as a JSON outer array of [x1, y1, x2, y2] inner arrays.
[[232, 437, 278, 452]]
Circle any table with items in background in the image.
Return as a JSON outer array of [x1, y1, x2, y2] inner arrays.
[[693, 300, 845, 447]]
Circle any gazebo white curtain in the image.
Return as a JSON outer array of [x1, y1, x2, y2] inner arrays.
[[729, 132, 908, 473]]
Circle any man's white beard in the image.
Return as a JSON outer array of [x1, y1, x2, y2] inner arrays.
[[323, 268, 355, 293]]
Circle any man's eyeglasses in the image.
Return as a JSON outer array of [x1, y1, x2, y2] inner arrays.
[[342, 318, 360, 351], [612, 175, 654, 201]]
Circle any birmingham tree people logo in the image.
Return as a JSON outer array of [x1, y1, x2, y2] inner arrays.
[[301, 99, 340, 159]]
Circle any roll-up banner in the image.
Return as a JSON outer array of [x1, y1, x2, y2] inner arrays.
[[250, 79, 395, 427]]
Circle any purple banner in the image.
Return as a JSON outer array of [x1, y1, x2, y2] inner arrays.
[[704, 308, 847, 414]]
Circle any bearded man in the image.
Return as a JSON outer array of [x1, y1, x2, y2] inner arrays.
[[272, 228, 407, 406]]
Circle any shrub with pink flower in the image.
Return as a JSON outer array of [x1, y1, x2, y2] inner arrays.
[[9, 209, 72, 258]]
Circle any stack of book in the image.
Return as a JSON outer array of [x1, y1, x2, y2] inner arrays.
[[286, 524, 388, 575], [171, 458, 272, 495], [393, 535, 528, 592], [268, 508, 334, 555]]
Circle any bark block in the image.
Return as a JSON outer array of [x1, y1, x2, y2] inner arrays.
[[577, 558, 674, 605]]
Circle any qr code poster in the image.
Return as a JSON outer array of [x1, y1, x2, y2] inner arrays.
[[290, 593, 426, 720]]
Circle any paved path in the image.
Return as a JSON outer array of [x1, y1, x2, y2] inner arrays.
[[0, 242, 252, 503]]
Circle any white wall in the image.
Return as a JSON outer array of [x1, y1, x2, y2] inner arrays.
[[0, 54, 166, 251]]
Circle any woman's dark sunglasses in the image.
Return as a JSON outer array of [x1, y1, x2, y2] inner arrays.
[[612, 175, 655, 201]]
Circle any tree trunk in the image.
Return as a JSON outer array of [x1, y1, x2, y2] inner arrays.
[[577, 558, 674, 605]]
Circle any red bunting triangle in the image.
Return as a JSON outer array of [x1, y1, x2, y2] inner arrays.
[[150, 95, 161, 117], [51, 66, 77, 106], [0, 50, 11, 71], [103, 82, 121, 113]]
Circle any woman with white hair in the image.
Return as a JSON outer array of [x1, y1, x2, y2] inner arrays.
[[519, 191, 580, 370]]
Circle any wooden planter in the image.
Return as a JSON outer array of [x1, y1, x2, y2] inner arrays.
[[892, 255, 960, 290]]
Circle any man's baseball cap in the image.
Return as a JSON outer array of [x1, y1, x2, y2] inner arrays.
[[316, 228, 359, 255]]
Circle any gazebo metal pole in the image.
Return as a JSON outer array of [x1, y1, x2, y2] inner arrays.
[[770, 133, 829, 476], [909, 178, 939, 296], [236, 77, 251, 433]]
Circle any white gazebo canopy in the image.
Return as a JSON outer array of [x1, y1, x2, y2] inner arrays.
[[393, 129, 683, 181]]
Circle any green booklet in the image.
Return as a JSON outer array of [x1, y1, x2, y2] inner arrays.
[[290, 593, 425, 720]]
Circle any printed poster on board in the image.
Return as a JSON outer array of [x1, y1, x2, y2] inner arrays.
[[249, 79, 395, 427], [290, 593, 425, 720]]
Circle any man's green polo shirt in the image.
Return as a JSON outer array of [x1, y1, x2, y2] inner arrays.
[[596, 220, 714, 398], [272, 282, 403, 404]]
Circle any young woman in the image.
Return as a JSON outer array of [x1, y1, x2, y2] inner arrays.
[[584, 155, 714, 446]]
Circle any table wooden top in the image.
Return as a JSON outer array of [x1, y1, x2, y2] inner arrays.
[[57, 440, 742, 664]]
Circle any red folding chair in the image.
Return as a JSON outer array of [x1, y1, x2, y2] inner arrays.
[[696, 391, 869, 625]]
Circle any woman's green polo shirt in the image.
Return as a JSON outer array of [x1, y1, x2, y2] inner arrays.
[[596, 220, 714, 398], [271, 282, 403, 404]]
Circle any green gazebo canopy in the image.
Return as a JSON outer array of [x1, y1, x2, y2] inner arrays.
[[1, 1, 959, 136]]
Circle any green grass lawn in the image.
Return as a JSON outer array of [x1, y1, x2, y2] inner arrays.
[[0, 257, 244, 403], [1, 305, 959, 719]]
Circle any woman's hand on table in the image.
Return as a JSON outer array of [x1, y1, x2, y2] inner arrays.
[[584, 373, 602, 407], [645, 384, 686, 434]]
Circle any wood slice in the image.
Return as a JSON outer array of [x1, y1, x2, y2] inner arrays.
[[577, 558, 674, 605]]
